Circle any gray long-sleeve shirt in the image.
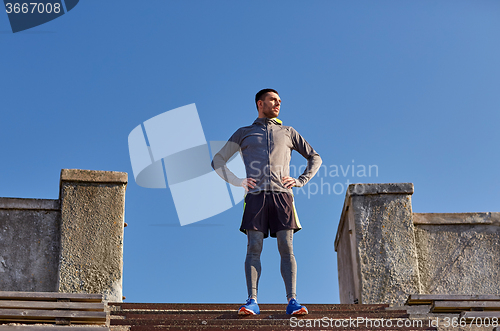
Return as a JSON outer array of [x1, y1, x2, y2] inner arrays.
[[211, 117, 322, 194]]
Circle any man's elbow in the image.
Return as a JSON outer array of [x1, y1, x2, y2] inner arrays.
[[212, 154, 228, 172], [211, 154, 222, 171], [313, 153, 322, 166]]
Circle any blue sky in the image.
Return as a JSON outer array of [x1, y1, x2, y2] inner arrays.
[[1, 1, 499, 304]]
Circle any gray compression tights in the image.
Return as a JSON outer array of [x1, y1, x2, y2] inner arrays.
[[245, 229, 297, 301]]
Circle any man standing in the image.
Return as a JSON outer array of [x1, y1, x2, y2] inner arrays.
[[211, 89, 322, 315]]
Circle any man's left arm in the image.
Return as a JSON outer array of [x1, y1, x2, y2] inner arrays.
[[284, 128, 322, 188]]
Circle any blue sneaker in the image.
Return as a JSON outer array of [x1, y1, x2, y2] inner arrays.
[[238, 298, 260, 315], [286, 298, 308, 315]]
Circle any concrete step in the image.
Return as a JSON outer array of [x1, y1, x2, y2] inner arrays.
[[111, 317, 430, 327], [0, 327, 108, 331], [108, 303, 436, 331], [110, 308, 409, 316], [110, 302, 390, 311], [124, 324, 436, 331], [110, 311, 410, 323]]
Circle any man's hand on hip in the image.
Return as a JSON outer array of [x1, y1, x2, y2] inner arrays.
[[281, 176, 296, 189], [240, 178, 257, 192]]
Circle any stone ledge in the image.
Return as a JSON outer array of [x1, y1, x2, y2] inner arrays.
[[0, 197, 60, 211], [60, 169, 128, 184], [347, 182, 414, 196], [414, 212, 500, 225]]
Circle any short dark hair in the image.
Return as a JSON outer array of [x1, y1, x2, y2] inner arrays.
[[255, 88, 279, 109]]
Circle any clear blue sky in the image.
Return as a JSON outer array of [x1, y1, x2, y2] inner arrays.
[[1, 1, 499, 304]]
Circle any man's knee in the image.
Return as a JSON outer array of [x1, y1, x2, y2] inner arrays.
[[277, 230, 294, 256], [247, 230, 264, 255]]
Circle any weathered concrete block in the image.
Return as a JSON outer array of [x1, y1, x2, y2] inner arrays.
[[414, 213, 500, 296], [335, 183, 421, 305], [336, 183, 500, 306], [0, 198, 60, 292], [58, 169, 127, 302]]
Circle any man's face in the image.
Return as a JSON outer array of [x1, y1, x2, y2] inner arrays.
[[258, 92, 281, 118]]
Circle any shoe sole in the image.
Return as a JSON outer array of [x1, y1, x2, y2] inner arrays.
[[291, 307, 308, 315], [238, 307, 258, 315]]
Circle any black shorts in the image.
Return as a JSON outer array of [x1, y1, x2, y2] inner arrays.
[[240, 191, 302, 238]]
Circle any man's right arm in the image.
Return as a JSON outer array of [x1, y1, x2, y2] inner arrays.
[[211, 131, 256, 191]]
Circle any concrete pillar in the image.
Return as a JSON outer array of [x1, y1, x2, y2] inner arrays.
[[335, 183, 421, 305], [0, 198, 60, 292], [57, 169, 127, 302]]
